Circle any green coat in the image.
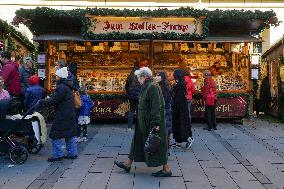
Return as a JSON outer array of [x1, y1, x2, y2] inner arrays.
[[129, 80, 168, 167]]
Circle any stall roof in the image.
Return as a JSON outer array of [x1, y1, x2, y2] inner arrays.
[[262, 35, 284, 58], [34, 34, 261, 43], [33, 34, 151, 42], [33, 34, 84, 41], [204, 35, 262, 43]]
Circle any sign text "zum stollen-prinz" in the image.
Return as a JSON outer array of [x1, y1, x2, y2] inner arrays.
[[87, 16, 203, 35]]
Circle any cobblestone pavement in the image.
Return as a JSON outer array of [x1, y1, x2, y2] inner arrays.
[[0, 119, 284, 189]]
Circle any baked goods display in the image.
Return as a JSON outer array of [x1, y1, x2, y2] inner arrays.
[[77, 70, 129, 92], [46, 42, 149, 92], [46, 41, 250, 93]]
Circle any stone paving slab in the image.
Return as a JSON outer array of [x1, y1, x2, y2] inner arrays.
[[1, 121, 284, 189]]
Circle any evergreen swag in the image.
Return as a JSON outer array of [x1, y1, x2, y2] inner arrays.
[[0, 19, 35, 52], [13, 7, 279, 40]]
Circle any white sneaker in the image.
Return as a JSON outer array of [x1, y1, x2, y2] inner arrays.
[[186, 137, 194, 149], [171, 142, 182, 148], [81, 137, 88, 142], [127, 128, 132, 131]]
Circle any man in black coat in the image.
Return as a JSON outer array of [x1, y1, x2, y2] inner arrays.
[[125, 58, 149, 130], [40, 67, 78, 162]]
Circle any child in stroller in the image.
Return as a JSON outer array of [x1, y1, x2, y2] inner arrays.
[[0, 98, 47, 164]]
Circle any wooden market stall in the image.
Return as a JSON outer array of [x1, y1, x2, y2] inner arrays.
[[261, 36, 284, 119], [13, 7, 279, 120], [0, 19, 35, 61]]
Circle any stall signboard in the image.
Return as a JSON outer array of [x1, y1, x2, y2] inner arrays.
[[86, 16, 203, 35], [90, 95, 248, 119]]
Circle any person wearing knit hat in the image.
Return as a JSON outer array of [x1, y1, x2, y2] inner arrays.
[[37, 66, 78, 162], [29, 75, 40, 86], [24, 75, 45, 111]]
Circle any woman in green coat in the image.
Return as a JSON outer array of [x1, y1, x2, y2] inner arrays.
[[114, 67, 172, 177]]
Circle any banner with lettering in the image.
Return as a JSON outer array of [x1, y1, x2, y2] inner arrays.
[[90, 95, 248, 120], [86, 16, 203, 35]]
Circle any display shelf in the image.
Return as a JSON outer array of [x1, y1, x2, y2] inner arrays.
[[78, 66, 132, 69], [153, 66, 179, 69]]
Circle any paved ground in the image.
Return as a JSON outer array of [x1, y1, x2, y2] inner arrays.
[[0, 119, 284, 189]]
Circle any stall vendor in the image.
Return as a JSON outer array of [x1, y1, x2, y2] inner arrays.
[[210, 62, 223, 76]]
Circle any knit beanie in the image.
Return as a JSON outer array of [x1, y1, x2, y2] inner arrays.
[[29, 75, 40, 85], [56, 67, 68, 79]]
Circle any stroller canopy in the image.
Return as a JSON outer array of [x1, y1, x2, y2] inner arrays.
[[0, 98, 21, 120]]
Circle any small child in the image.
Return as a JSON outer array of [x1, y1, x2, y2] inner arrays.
[[0, 76, 10, 100], [77, 86, 94, 142], [24, 75, 45, 112]]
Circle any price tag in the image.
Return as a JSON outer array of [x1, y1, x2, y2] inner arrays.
[[37, 54, 46, 65], [130, 43, 139, 51], [38, 69, 46, 79]]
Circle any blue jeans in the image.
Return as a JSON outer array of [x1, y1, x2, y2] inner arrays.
[[52, 137, 77, 158]]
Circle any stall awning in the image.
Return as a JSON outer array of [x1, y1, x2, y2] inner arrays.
[[33, 34, 261, 43], [204, 35, 262, 43], [33, 34, 84, 41]]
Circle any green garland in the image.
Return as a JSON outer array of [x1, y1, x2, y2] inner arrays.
[[0, 19, 35, 52], [14, 7, 278, 40]]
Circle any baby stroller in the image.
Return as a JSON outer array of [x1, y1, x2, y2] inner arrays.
[[0, 98, 47, 164]]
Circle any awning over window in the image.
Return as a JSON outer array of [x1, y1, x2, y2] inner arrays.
[[33, 34, 261, 43]]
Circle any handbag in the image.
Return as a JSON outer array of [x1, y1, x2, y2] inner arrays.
[[144, 127, 162, 156], [73, 91, 82, 109]]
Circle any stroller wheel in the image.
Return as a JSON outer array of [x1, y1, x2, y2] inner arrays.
[[28, 144, 42, 154], [9, 146, 28, 164]]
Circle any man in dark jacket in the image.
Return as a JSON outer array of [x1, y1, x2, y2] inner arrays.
[[125, 58, 149, 130], [0, 51, 22, 97], [125, 65, 140, 130], [19, 57, 33, 94], [39, 67, 78, 162]]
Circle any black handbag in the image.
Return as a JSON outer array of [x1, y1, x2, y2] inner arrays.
[[144, 127, 162, 156]]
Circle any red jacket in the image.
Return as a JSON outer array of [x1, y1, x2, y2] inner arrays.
[[0, 61, 22, 96], [202, 77, 217, 106], [184, 76, 195, 100]]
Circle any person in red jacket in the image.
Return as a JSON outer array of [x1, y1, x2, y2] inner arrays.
[[184, 74, 195, 148], [201, 70, 217, 131], [185, 75, 195, 117], [0, 51, 22, 97]]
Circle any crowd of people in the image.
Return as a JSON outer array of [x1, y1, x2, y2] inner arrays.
[[0, 51, 218, 177], [0, 51, 94, 162], [115, 57, 218, 177]]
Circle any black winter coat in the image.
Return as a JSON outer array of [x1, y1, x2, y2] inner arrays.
[[44, 79, 77, 139], [125, 66, 141, 100], [19, 65, 32, 93], [172, 81, 190, 143]]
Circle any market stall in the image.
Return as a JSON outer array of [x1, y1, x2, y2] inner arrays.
[[261, 36, 284, 119], [13, 7, 279, 119], [0, 18, 35, 60]]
